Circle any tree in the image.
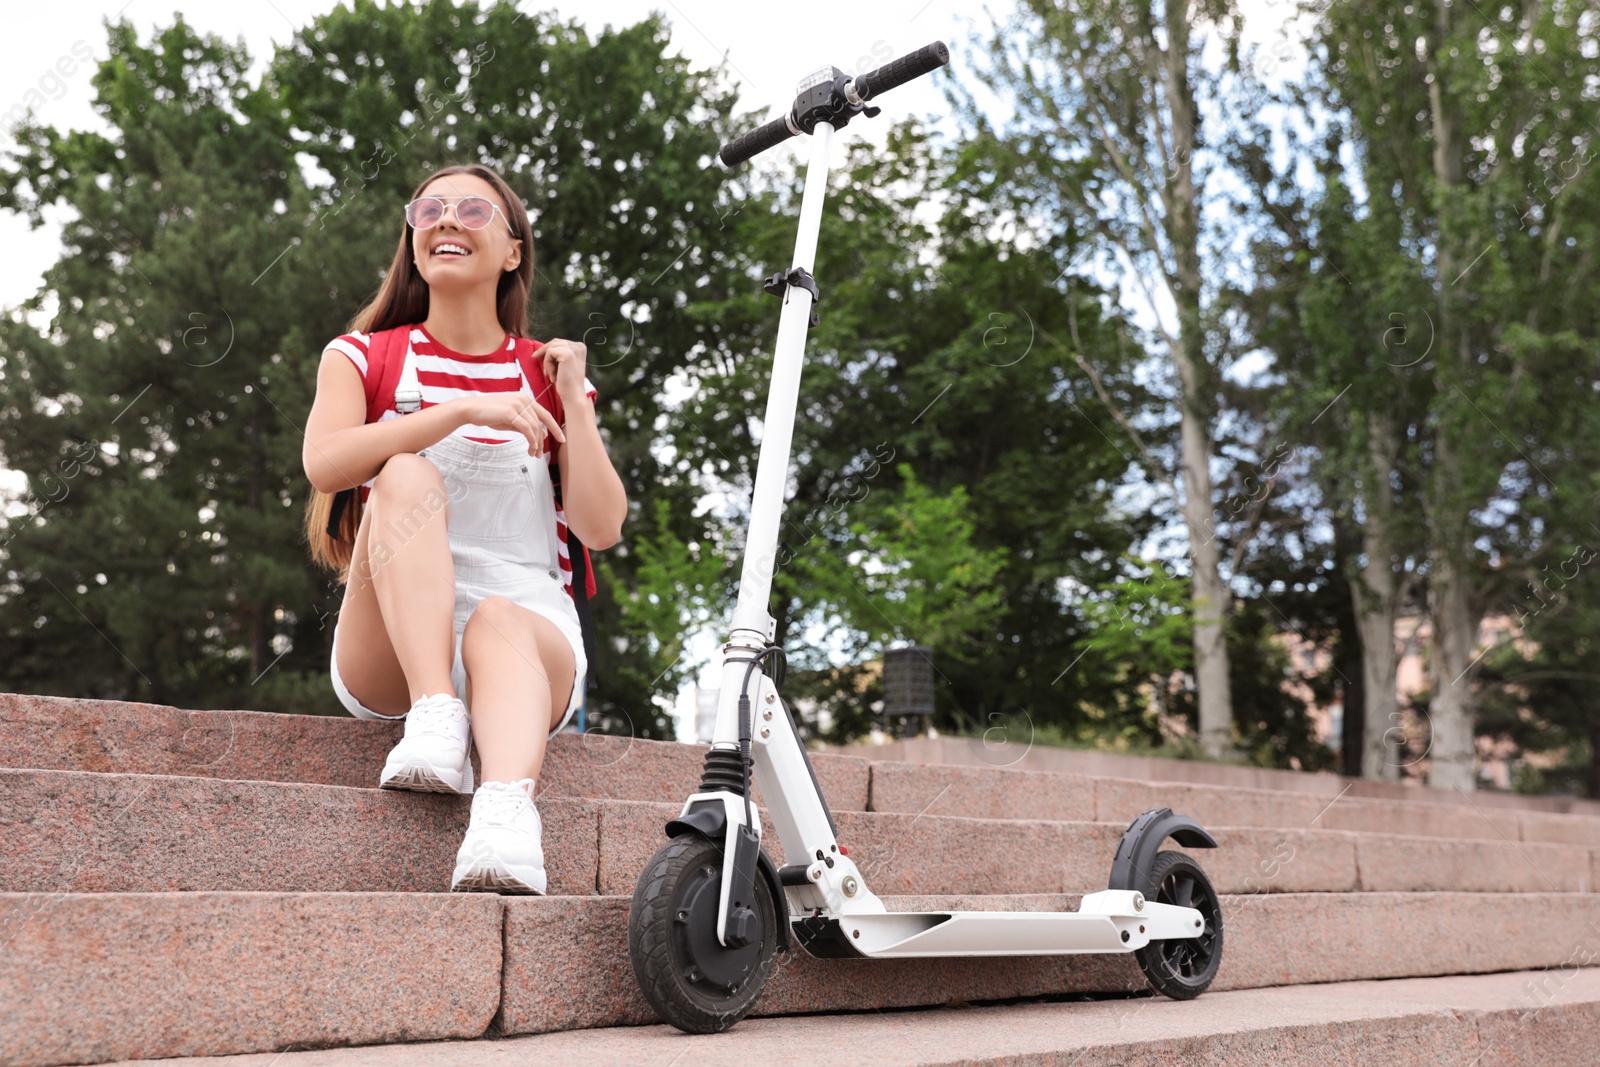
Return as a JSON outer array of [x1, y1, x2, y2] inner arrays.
[[0, 15, 319, 708], [1230, 98, 1432, 781], [954, 0, 1249, 758], [1081, 555, 1194, 745], [1308, 0, 1600, 789]]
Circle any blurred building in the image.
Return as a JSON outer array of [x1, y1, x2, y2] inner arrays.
[[1280, 611, 1547, 788]]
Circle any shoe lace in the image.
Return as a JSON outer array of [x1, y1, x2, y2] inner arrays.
[[407, 695, 466, 740], [474, 780, 535, 826]]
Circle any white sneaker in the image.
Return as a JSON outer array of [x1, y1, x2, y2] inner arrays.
[[378, 693, 475, 794], [451, 778, 546, 894]]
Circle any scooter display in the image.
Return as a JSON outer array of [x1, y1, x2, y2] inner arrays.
[[626, 41, 1224, 1035]]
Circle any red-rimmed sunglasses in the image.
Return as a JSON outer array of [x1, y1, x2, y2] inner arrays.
[[405, 195, 516, 236]]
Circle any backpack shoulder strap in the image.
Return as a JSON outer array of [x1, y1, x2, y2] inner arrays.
[[325, 325, 409, 542], [367, 325, 413, 423], [514, 336, 555, 406], [514, 337, 601, 689]]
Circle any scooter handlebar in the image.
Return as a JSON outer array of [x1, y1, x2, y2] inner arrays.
[[853, 41, 950, 100], [717, 42, 950, 167], [719, 114, 796, 168]]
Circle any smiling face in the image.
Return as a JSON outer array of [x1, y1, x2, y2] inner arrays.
[[410, 173, 523, 293]]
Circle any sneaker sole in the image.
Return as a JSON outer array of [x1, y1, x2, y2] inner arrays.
[[380, 756, 473, 794], [451, 860, 547, 895]]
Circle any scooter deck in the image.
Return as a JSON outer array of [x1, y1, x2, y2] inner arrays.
[[791, 891, 1205, 959]]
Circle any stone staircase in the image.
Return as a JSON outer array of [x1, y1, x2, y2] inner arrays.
[[3, 692, 1598, 1066]]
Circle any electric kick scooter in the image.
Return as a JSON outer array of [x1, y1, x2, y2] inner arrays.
[[627, 41, 1224, 1035]]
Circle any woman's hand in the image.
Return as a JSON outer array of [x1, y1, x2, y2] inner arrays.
[[540, 338, 589, 402], [452, 394, 566, 456]]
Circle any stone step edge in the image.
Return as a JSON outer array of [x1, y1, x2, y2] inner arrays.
[[2, 763, 1576, 840], [6, 769, 1595, 898], [91, 965, 1600, 1067], [494, 888, 1600, 1038], [6, 697, 1593, 844], [10, 890, 1597, 1067]]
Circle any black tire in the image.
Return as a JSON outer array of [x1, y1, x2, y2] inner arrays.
[[1132, 849, 1223, 999], [627, 833, 782, 1034]]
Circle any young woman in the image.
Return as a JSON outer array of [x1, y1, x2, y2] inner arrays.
[[301, 163, 626, 894]]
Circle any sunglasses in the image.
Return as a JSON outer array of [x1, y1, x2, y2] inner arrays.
[[405, 195, 516, 236]]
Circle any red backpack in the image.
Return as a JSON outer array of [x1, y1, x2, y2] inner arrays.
[[323, 325, 601, 686]]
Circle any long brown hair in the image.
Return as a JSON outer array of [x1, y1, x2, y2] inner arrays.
[[303, 163, 536, 582]]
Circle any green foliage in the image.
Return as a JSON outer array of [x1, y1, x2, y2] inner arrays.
[[681, 117, 1162, 745], [1226, 600, 1337, 773], [0, 15, 317, 707], [1476, 543, 1600, 797], [1082, 556, 1194, 673], [793, 462, 1010, 655], [597, 496, 730, 720]]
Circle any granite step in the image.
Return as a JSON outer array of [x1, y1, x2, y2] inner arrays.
[[877, 759, 1538, 846], [6, 694, 1599, 847], [1, 769, 1591, 897], [1, 891, 503, 1067], [496, 890, 1600, 1036], [6, 889, 1597, 1064], [860, 732, 1600, 815], [0, 694, 870, 808], [92, 967, 1600, 1067]]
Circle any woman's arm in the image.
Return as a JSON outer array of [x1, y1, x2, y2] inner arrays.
[[555, 384, 626, 549], [302, 349, 467, 493]]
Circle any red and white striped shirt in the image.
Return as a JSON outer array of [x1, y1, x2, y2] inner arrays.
[[325, 323, 598, 601]]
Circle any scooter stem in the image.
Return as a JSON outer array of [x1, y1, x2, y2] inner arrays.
[[723, 118, 836, 657]]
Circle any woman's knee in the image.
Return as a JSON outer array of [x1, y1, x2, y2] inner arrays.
[[461, 596, 538, 651], [372, 453, 447, 502], [369, 453, 449, 539]]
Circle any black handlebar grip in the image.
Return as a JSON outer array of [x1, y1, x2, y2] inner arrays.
[[720, 114, 797, 167], [853, 41, 949, 101]]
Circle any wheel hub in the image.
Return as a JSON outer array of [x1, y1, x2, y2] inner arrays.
[[1153, 868, 1219, 979], [670, 862, 763, 992]]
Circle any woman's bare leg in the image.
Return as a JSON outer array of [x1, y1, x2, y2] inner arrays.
[[334, 454, 457, 713], [460, 596, 576, 783]]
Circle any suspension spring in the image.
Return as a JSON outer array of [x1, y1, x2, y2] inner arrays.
[[697, 747, 749, 797]]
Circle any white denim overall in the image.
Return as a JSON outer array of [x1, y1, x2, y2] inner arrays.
[[329, 358, 586, 736]]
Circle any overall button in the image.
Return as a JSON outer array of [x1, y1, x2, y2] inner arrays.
[[548, 569, 559, 579]]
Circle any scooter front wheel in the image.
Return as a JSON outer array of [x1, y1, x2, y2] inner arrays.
[[628, 832, 781, 1033], [1132, 849, 1223, 999]]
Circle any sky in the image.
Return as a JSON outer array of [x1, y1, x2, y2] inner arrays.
[[0, 0, 1308, 738]]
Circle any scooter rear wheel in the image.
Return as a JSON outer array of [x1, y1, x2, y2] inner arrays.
[[628, 832, 781, 1033], [1132, 849, 1223, 999]]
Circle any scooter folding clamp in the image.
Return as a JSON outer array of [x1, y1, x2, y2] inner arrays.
[[762, 266, 821, 327]]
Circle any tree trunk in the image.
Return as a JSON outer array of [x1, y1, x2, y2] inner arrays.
[[1354, 421, 1404, 782], [1162, 0, 1233, 760], [1587, 704, 1600, 800], [1181, 400, 1234, 760], [1421, 0, 1479, 792], [1339, 641, 1365, 779], [1354, 588, 1402, 780], [1426, 548, 1480, 790]]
